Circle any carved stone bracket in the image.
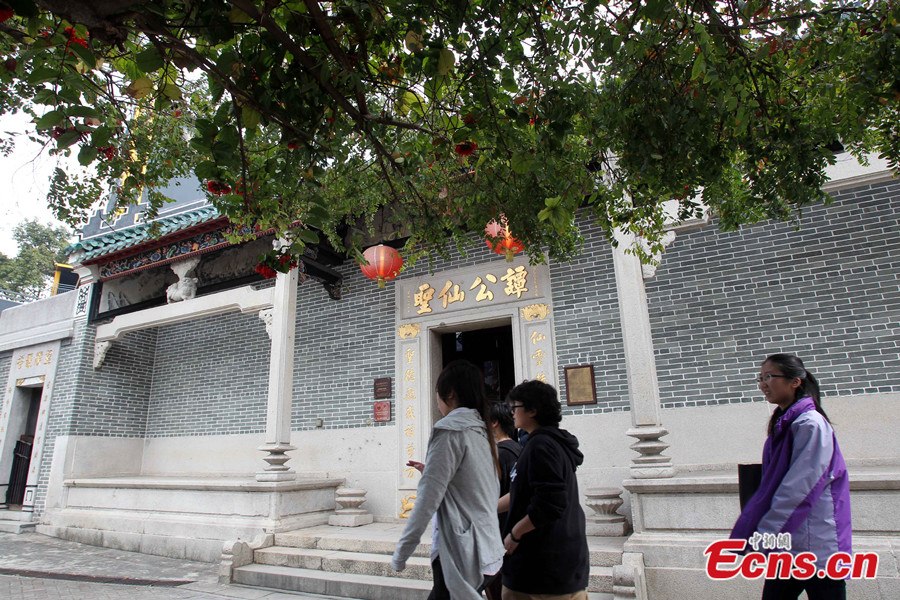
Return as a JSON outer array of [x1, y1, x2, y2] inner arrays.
[[627, 426, 676, 479], [258, 308, 274, 340], [585, 487, 631, 536], [638, 231, 676, 279], [328, 487, 374, 527], [93, 341, 112, 370], [166, 256, 201, 303]]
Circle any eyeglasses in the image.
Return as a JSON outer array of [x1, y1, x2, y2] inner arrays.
[[756, 374, 791, 384], [507, 403, 525, 410]]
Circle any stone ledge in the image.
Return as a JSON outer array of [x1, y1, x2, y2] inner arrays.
[[63, 475, 344, 492]]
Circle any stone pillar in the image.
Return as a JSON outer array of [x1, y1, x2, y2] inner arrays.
[[611, 229, 675, 479], [257, 267, 299, 481]]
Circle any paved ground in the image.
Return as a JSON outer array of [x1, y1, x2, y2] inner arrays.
[[0, 531, 351, 600]]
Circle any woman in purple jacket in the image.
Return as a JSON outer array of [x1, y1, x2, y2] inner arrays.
[[732, 354, 852, 600]]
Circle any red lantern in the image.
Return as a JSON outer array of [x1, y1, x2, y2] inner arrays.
[[360, 244, 404, 288], [485, 216, 524, 262]]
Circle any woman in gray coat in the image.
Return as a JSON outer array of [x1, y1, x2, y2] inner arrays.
[[391, 360, 506, 599]]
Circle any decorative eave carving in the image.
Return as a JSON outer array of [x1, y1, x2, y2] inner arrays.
[[521, 303, 551, 321], [398, 323, 420, 339]]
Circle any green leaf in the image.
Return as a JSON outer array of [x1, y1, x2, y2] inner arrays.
[[56, 130, 81, 149], [437, 48, 455, 75], [35, 110, 65, 130], [295, 228, 320, 244], [161, 83, 183, 100], [91, 126, 113, 147], [229, 7, 254, 24], [690, 54, 706, 81], [124, 77, 153, 99], [242, 105, 261, 130], [194, 160, 220, 180], [27, 66, 59, 84], [67, 106, 102, 119], [77, 144, 98, 166], [69, 42, 95, 67], [135, 47, 165, 73]]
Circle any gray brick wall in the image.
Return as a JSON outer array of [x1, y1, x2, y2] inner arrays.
[[549, 218, 629, 414], [646, 180, 900, 408], [292, 234, 497, 430], [0, 351, 10, 390], [146, 311, 269, 436]]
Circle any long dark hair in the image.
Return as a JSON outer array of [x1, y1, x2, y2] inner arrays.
[[435, 360, 500, 475], [764, 353, 830, 436]]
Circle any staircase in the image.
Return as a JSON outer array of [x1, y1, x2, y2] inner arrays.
[[232, 523, 624, 599], [0, 508, 37, 534]]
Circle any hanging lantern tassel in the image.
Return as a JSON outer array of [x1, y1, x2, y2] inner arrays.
[[485, 216, 525, 262], [360, 244, 404, 289]]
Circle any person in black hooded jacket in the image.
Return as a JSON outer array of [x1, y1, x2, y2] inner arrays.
[[498, 380, 589, 599]]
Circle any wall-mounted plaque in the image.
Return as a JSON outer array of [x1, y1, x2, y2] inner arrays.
[[564, 365, 597, 406], [374, 377, 393, 399], [373, 400, 392, 422]]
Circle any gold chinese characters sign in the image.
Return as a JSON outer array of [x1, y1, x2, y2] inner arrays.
[[397, 257, 549, 320]]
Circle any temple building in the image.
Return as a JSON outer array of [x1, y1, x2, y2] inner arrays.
[[0, 158, 897, 599]]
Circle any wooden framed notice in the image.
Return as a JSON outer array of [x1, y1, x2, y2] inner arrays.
[[564, 365, 596, 406], [373, 400, 392, 422], [373, 377, 393, 399]]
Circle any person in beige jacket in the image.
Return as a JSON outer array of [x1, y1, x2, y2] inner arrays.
[[392, 360, 506, 600]]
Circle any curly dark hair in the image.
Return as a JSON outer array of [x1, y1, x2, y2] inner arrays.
[[506, 379, 562, 427]]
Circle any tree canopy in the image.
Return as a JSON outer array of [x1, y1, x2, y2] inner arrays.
[[0, 0, 897, 268], [0, 219, 72, 300]]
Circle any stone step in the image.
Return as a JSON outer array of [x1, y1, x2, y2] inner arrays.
[[0, 520, 36, 534], [254, 546, 613, 593], [235, 563, 615, 600], [255, 546, 433, 581], [233, 564, 431, 600], [275, 524, 626, 567], [588, 535, 627, 567], [275, 526, 432, 559]]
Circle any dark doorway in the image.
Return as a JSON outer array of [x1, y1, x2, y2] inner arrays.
[[5, 387, 41, 506], [440, 325, 515, 403]]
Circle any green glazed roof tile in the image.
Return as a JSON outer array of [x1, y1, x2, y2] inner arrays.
[[67, 206, 222, 261]]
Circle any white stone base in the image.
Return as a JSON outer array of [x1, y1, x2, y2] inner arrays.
[[39, 475, 343, 562], [329, 512, 375, 527], [586, 521, 629, 537], [622, 461, 900, 600]]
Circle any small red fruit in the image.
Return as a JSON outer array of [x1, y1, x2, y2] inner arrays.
[[462, 113, 476, 126], [454, 141, 478, 156], [206, 180, 232, 196], [0, 9, 14, 23], [254, 264, 278, 279], [4, 57, 16, 72], [287, 141, 300, 150]]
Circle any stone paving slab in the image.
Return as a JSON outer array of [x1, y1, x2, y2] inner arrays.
[[0, 532, 352, 599], [0, 530, 217, 585], [0, 574, 353, 599]]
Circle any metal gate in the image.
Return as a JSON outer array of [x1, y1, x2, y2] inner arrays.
[[5, 439, 32, 505]]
